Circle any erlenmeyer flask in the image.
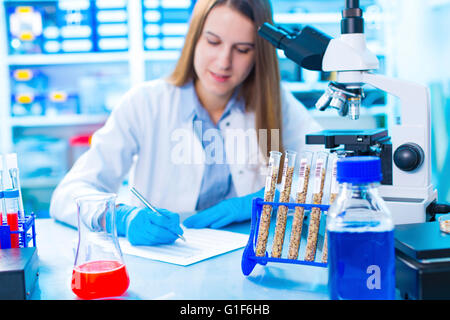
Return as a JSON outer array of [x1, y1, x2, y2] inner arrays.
[[71, 193, 129, 300]]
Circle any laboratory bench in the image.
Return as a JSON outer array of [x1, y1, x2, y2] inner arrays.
[[30, 218, 330, 300]]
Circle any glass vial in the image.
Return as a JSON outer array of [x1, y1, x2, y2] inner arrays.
[[287, 151, 313, 260], [271, 150, 297, 258], [304, 152, 329, 262], [255, 151, 282, 257]]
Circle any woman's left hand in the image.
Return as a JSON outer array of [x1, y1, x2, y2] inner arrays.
[[183, 188, 267, 229]]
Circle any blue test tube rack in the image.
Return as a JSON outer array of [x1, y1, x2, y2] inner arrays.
[[241, 198, 330, 276], [0, 213, 37, 249]]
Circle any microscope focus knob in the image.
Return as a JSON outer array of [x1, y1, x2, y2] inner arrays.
[[394, 143, 424, 172]]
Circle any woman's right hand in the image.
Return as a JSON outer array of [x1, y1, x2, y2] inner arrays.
[[115, 205, 184, 246]]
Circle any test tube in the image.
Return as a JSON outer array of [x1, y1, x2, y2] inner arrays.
[[322, 153, 340, 263], [304, 152, 328, 262], [6, 154, 25, 220], [287, 151, 313, 260], [4, 189, 21, 248], [271, 150, 296, 258], [0, 156, 5, 226], [0, 191, 3, 248], [255, 151, 282, 257]]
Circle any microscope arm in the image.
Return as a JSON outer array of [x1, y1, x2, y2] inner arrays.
[[362, 72, 431, 128], [361, 72, 432, 189]]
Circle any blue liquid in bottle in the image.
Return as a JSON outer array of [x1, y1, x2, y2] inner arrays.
[[328, 229, 396, 300], [327, 157, 396, 300]]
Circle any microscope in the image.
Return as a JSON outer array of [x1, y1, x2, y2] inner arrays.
[[259, 0, 442, 225]]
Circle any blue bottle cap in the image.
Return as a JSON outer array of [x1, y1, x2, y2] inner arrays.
[[337, 156, 383, 184], [3, 189, 20, 198], [0, 191, 3, 198]]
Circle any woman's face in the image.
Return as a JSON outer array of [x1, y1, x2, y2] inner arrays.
[[193, 5, 256, 102]]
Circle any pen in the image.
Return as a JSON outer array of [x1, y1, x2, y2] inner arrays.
[[130, 187, 186, 242]]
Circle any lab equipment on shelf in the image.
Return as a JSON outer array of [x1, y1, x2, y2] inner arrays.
[[14, 136, 68, 181], [5, 1, 129, 55], [142, 0, 195, 51], [10, 67, 82, 117], [69, 133, 92, 166]]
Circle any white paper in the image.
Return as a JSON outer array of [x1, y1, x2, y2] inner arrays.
[[118, 227, 249, 266]]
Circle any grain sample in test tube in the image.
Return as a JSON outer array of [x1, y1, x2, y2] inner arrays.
[[322, 154, 339, 263], [271, 150, 297, 258], [255, 151, 282, 257], [304, 152, 328, 262], [287, 151, 313, 260]]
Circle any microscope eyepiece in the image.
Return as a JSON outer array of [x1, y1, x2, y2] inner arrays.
[[346, 0, 360, 9], [342, 0, 364, 34], [258, 23, 331, 71], [257, 23, 289, 49]]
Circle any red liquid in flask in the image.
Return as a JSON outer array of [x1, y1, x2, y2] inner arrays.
[[71, 260, 130, 300]]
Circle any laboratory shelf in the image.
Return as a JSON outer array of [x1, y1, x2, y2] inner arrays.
[[143, 50, 181, 61], [7, 52, 131, 66], [11, 114, 108, 127]]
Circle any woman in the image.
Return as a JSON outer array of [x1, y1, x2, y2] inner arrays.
[[50, 0, 322, 246]]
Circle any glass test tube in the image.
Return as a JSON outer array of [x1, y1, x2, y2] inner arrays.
[[0, 191, 3, 225], [255, 151, 282, 257], [322, 152, 342, 263], [271, 150, 297, 258], [7, 153, 25, 221], [0, 157, 5, 225], [0, 172, 5, 226], [304, 152, 329, 262], [0, 191, 3, 249], [9, 168, 24, 220], [4, 189, 21, 248], [287, 151, 313, 260]]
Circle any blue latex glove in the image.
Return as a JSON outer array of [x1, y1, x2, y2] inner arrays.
[[115, 204, 184, 246], [183, 188, 278, 229]]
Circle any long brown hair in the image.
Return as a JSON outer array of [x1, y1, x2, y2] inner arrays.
[[168, 0, 284, 160]]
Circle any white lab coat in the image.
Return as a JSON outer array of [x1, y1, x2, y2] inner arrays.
[[50, 79, 322, 227]]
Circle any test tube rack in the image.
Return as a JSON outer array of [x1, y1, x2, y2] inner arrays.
[[241, 198, 329, 276], [0, 213, 37, 249]]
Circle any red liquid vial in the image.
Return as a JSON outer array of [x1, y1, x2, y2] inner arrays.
[[7, 213, 19, 248], [71, 260, 130, 300], [0, 213, 2, 249]]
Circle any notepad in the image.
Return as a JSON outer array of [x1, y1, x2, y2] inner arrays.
[[118, 227, 249, 266]]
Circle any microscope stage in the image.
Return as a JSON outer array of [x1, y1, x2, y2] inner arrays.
[[306, 128, 389, 149]]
